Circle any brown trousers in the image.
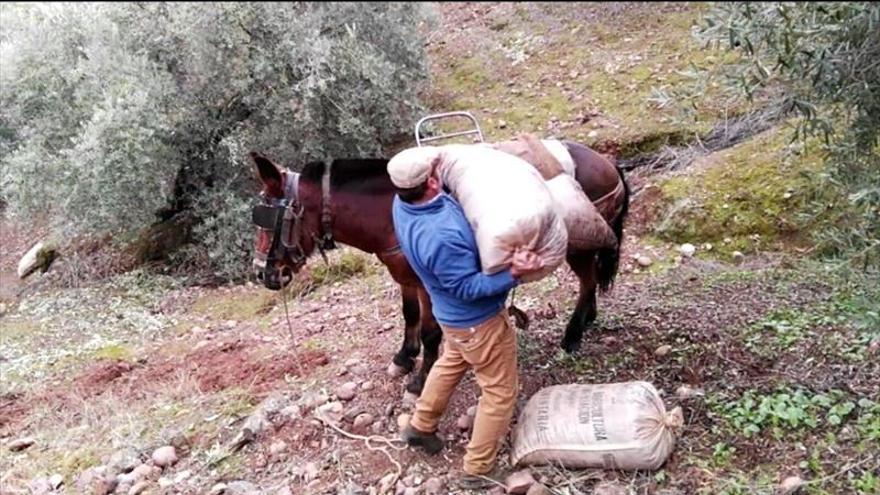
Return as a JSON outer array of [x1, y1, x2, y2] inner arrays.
[[410, 310, 518, 475]]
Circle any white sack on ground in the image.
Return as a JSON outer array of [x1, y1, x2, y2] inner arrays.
[[511, 382, 683, 471]]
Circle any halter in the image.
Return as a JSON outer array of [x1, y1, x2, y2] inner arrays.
[[252, 165, 335, 288], [252, 170, 308, 278]]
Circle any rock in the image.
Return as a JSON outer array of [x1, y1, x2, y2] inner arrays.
[[526, 484, 550, 495], [317, 401, 344, 424], [49, 474, 64, 490], [488, 487, 506, 495], [18, 241, 58, 279], [276, 487, 293, 495], [505, 469, 536, 494], [158, 477, 174, 488], [397, 414, 411, 432], [395, 480, 407, 495], [353, 413, 375, 430], [361, 381, 374, 391], [423, 477, 445, 495], [654, 345, 672, 357], [174, 470, 192, 483], [240, 414, 268, 441], [467, 405, 478, 417], [9, 436, 35, 451], [732, 251, 745, 264], [270, 440, 288, 455], [679, 243, 696, 257], [378, 473, 397, 494], [637, 255, 653, 268], [304, 462, 320, 482], [109, 447, 141, 473], [403, 488, 418, 495], [281, 404, 302, 419], [676, 384, 704, 400], [117, 472, 137, 486], [456, 414, 472, 431], [779, 476, 805, 494], [151, 446, 178, 467], [75, 466, 118, 495], [210, 483, 228, 494], [346, 317, 357, 326], [28, 477, 52, 494], [131, 464, 160, 481], [129, 481, 150, 495], [344, 358, 361, 368], [402, 474, 415, 486], [344, 405, 368, 422], [594, 481, 628, 495], [302, 390, 330, 410], [336, 382, 358, 401], [227, 480, 261, 495], [402, 392, 418, 407], [498, 120, 507, 129]]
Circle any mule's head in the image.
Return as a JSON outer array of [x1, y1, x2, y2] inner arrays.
[[250, 152, 309, 290]]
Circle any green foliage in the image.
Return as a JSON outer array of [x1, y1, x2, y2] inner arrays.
[[0, 3, 433, 280], [710, 387, 874, 441], [693, 2, 880, 265]]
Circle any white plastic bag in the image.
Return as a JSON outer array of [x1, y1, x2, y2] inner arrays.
[[511, 382, 683, 471]]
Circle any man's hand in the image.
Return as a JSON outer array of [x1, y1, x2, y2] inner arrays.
[[510, 248, 544, 278]]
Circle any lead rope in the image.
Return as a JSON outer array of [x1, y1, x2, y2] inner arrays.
[[280, 285, 305, 377]]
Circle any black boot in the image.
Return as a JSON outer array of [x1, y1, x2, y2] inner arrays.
[[401, 425, 444, 455]]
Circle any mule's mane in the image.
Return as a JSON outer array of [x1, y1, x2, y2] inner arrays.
[[301, 158, 392, 192]]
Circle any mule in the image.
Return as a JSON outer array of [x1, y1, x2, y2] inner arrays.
[[250, 141, 630, 395]]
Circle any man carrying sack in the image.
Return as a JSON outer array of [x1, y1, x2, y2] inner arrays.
[[387, 148, 545, 490]]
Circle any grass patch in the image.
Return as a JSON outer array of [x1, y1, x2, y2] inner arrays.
[[191, 288, 277, 321], [92, 343, 133, 361], [287, 249, 374, 298]]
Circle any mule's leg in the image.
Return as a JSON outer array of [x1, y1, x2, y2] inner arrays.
[[391, 284, 421, 375], [562, 250, 599, 354], [406, 288, 442, 395]]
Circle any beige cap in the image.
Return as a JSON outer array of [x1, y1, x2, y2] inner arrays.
[[387, 146, 441, 189]]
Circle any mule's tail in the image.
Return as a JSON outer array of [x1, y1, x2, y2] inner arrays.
[[597, 165, 630, 293]]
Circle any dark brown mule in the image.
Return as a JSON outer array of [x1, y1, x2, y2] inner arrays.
[[250, 141, 629, 394]]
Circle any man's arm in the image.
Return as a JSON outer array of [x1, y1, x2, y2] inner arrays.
[[427, 235, 518, 302]]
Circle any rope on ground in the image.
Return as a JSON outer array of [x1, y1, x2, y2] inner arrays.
[[314, 411, 408, 484]]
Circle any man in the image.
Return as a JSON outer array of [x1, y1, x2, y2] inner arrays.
[[387, 148, 544, 490]]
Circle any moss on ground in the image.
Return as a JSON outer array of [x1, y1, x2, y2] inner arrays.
[[653, 125, 826, 256]]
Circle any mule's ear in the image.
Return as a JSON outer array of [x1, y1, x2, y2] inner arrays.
[[251, 152, 283, 195]]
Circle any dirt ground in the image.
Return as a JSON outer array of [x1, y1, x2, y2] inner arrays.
[[2, 3, 879, 495]]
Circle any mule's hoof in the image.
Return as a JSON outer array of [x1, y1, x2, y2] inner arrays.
[[406, 376, 425, 396], [402, 391, 419, 406], [387, 363, 409, 378], [561, 339, 581, 354]]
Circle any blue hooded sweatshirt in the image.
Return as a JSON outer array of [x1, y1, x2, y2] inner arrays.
[[391, 192, 518, 328]]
